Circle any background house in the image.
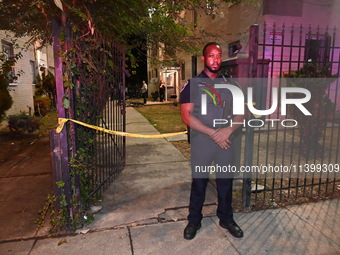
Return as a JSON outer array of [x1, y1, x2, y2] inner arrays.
[[0, 31, 54, 127], [147, 0, 340, 104], [147, 0, 262, 101]]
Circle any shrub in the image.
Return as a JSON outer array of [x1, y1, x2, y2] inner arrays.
[[284, 64, 336, 155], [7, 112, 40, 134], [0, 52, 21, 124], [0, 90, 13, 123], [34, 96, 52, 116]]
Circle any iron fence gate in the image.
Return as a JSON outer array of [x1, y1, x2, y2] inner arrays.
[[241, 23, 340, 208], [71, 33, 126, 198], [50, 17, 126, 227]]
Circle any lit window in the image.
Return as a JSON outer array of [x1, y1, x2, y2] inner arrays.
[[1, 40, 14, 60]]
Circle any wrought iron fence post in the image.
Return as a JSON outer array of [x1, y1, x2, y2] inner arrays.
[[242, 124, 255, 209], [122, 47, 127, 166], [242, 24, 259, 209], [50, 129, 62, 203], [51, 15, 72, 229]]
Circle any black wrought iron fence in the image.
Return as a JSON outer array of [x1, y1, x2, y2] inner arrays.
[[50, 17, 126, 229], [241, 23, 340, 208], [72, 33, 126, 198]]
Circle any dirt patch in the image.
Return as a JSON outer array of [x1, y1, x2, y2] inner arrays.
[[0, 129, 40, 165], [0, 111, 57, 166]]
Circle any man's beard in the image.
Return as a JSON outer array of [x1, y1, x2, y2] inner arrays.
[[205, 64, 220, 73]]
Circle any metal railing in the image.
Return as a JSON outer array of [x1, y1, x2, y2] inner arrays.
[[50, 17, 126, 227], [71, 33, 126, 198], [241, 23, 340, 208]]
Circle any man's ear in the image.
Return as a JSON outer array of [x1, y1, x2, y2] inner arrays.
[[201, 55, 205, 62]]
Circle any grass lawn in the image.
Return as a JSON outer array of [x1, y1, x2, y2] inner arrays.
[[134, 103, 191, 159], [38, 111, 59, 135], [134, 104, 187, 134]]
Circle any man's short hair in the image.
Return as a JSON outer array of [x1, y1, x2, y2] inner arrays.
[[202, 42, 221, 56]]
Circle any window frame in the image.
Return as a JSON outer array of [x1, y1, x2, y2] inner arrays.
[[304, 34, 331, 64], [1, 40, 19, 85]]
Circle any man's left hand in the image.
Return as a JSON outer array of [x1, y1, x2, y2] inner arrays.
[[210, 127, 233, 149]]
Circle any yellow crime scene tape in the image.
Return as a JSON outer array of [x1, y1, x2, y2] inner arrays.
[[56, 118, 187, 138]]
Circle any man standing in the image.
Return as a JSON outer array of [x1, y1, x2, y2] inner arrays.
[[159, 80, 166, 102], [141, 80, 148, 104], [180, 42, 244, 240]]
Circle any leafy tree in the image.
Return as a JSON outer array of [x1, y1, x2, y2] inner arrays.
[[0, 0, 256, 92], [0, 52, 21, 124], [0, 0, 252, 59]]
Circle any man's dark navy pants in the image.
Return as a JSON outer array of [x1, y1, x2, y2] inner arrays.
[[188, 132, 235, 224]]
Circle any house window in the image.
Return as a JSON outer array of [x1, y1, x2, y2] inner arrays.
[[191, 56, 197, 77], [305, 35, 331, 64], [181, 62, 185, 80], [1, 40, 18, 84], [30, 61, 36, 84], [1, 40, 14, 60], [228, 41, 241, 57], [8, 66, 19, 84]]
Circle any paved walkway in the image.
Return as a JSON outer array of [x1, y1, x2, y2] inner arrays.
[[0, 107, 339, 255]]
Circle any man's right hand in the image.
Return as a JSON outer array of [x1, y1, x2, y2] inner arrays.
[[210, 128, 232, 149]]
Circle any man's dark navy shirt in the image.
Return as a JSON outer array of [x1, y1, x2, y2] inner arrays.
[[180, 71, 234, 128]]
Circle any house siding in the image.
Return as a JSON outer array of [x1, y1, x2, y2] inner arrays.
[[0, 33, 35, 118], [0, 32, 54, 128]]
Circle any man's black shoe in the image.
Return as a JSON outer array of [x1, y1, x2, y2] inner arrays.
[[184, 222, 201, 240], [219, 220, 243, 238]]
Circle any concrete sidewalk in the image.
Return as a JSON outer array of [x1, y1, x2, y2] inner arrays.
[[0, 107, 339, 255], [0, 134, 52, 242]]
